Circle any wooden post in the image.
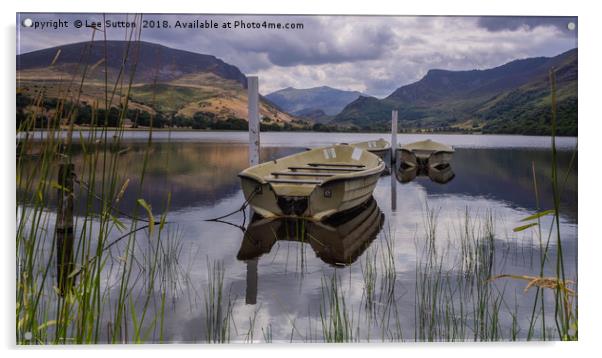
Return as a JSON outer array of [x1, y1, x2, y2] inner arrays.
[[56, 163, 75, 296], [391, 110, 398, 164], [248, 76, 260, 166], [245, 258, 258, 305]]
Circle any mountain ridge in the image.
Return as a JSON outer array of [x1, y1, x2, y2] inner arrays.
[[16, 40, 303, 129], [333, 48, 577, 135], [17, 40, 248, 86]]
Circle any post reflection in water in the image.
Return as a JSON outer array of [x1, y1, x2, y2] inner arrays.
[[237, 197, 384, 304], [390, 172, 397, 212]]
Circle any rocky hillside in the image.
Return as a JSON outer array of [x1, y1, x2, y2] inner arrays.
[[17, 40, 299, 129]]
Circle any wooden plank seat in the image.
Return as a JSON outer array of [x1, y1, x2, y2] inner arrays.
[[308, 162, 365, 168], [266, 178, 323, 184], [288, 166, 365, 172], [271, 171, 338, 177]]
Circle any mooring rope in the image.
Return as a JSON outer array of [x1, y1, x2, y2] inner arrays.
[[204, 186, 259, 222]]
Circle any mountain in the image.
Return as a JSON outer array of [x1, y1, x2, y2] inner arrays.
[[292, 108, 333, 124], [334, 49, 577, 135], [17, 40, 248, 86], [266, 86, 364, 116], [17, 40, 298, 129]]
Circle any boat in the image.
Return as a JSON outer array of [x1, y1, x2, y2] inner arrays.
[[238, 144, 385, 220], [348, 138, 391, 160], [237, 197, 384, 266], [397, 139, 454, 168], [395, 162, 455, 184]]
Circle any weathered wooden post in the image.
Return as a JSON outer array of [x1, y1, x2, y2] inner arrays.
[[248, 76, 260, 166], [246, 76, 260, 304], [391, 110, 398, 164], [56, 162, 75, 296]]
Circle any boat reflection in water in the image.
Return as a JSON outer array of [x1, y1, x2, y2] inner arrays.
[[396, 163, 456, 184], [237, 197, 384, 304]]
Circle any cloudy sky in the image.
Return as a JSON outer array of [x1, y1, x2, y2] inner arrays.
[[17, 13, 577, 97]]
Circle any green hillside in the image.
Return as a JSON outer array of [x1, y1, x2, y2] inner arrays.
[[333, 49, 577, 135]]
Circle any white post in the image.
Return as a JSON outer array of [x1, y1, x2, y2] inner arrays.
[[248, 76, 260, 166], [391, 110, 398, 164]]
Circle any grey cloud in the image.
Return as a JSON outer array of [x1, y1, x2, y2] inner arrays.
[[477, 16, 577, 34], [17, 14, 577, 98]]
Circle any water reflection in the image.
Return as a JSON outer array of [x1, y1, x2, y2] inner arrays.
[[237, 198, 384, 304], [18, 143, 577, 222], [416, 148, 577, 221], [17, 136, 578, 342], [238, 198, 384, 266], [396, 163, 456, 184]]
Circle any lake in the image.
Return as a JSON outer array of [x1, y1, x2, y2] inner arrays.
[[17, 132, 578, 342]]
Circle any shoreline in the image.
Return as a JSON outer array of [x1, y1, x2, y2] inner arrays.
[[17, 127, 579, 139]]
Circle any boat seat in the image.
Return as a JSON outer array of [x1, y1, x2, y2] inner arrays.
[[288, 166, 364, 172], [271, 171, 338, 177], [266, 178, 323, 184], [307, 162, 365, 168]]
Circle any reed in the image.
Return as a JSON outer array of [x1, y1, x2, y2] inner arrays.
[[203, 260, 233, 343], [493, 69, 578, 341], [360, 246, 378, 317], [16, 16, 177, 344], [414, 208, 502, 341], [261, 323, 273, 343], [319, 272, 357, 342]]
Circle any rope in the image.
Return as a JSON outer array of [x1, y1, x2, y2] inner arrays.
[[204, 186, 259, 222], [201, 186, 262, 232]]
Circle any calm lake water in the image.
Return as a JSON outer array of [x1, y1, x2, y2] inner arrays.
[[18, 132, 578, 342]]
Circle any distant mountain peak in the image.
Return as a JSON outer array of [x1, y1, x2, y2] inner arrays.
[[266, 86, 365, 116]]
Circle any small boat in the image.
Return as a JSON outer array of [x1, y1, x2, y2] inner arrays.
[[348, 138, 391, 160], [238, 144, 385, 220], [397, 139, 454, 168], [237, 197, 384, 266]]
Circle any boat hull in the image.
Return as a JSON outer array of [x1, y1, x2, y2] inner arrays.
[[397, 139, 454, 169], [367, 148, 389, 160], [240, 169, 382, 220], [397, 149, 453, 168], [239, 145, 385, 220]]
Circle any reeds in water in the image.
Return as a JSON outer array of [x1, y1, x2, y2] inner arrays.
[[203, 260, 233, 343], [16, 16, 179, 344]]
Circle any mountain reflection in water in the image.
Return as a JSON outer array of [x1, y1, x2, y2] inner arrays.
[[16, 134, 578, 342]]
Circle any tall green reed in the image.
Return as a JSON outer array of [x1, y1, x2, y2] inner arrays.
[[16, 15, 177, 344]]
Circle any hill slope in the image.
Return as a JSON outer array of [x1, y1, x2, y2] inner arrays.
[[334, 49, 577, 135], [17, 40, 298, 129], [266, 86, 363, 116], [17, 40, 247, 85]]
